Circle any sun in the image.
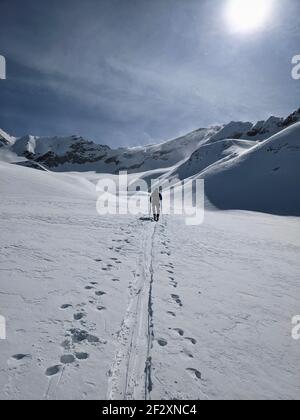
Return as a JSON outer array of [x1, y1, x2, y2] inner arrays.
[[225, 0, 273, 33]]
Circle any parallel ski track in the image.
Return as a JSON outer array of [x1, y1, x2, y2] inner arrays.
[[107, 220, 157, 400]]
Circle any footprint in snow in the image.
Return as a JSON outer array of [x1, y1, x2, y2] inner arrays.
[[10, 354, 31, 362], [157, 338, 168, 347], [185, 337, 197, 345], [60, 354, 75, 364], [73, 312, 86, 321], [67, 328, 105, 345], [181, 349, 194, 359], [60, 304, 72, 310], [169, 277, 177, 288], [95, 291, 106, 297], [45, 365, 62, 377], [171, 294, 183, 307], [75, 352, 89, 360], [173, 328, 184, 336], [186, 368, 202, 380]]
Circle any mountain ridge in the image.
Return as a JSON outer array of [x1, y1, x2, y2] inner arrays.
[[201, 121, 300, 216], [0, 107, 299, 215], [1, 108, 299, 174]]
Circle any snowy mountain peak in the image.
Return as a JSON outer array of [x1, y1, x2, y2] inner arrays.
[[207, 121, 254, 143], [8, 128, 220, 173], [0, 128, 15, 146], [281, 107, 300, 128], [12, 134, 111, 156], [1, 107, 299, 176], [205, 108, 300, 144]]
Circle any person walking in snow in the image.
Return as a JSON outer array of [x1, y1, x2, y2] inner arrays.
[[150, 188, 162, 222]]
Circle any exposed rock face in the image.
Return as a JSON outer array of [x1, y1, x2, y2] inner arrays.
[[207, 109, 300, 144], [15, 161, 49, 171], [9, 128, 218, 173], [281, 108, 300, 128], [0, 128, 15, 147], [2, 108, 299, 174]]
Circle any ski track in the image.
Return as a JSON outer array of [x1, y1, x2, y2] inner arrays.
[[107, 219, 157, 400], [1, 178, 299, 401], [144, 221, 157, 400]]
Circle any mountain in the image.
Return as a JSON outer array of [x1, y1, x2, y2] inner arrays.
[[167, 138, 255, 181], [201, 122, 300, 216], [9, 128, 220, 174], [3, 108, 299, 175], [206, 108, 300, 143], [15, 160, 50, 171], [1, 158, 299, 400], [1, 107, 300, 215], [157, 108, 300, 183], [0, 128, 15, 147]]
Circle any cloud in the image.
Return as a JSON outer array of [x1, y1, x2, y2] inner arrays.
[[0, 0, 299, 146]]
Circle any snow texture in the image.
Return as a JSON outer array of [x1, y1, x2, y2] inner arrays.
[[0, 108, 300, 400]]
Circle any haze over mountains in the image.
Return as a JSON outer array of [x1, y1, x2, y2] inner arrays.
[[1, 107, 300, 215]]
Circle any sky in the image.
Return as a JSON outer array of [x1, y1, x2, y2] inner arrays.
[[0, 0, 299, 147]]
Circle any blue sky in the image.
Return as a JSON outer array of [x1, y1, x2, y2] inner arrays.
[[0, 0, 299, 147]]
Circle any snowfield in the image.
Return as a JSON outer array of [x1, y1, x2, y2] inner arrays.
[[203, 123, 300, 216], [0, 161, 299, 400]]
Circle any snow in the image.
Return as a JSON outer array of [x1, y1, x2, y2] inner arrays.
[[1, 108, 300, 400], [5, 108, 300, 176], [0, 128, 15, 146], [0, 148, 25, 164], [207, 121, 254, 143], [10, 128, 218, 174], [0, 161, 96, 199], [167, 138, 256, 181], [205, 111, 300, 144], [202, 122, 300, 215], [0, 161, 299, 400]]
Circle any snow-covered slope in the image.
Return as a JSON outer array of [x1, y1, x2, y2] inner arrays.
[[0, 160, 299, 400], [15, 160, 51, 171], [4, 108, 299, 178], [167, 138, 255, 181], [0, 160, 96, 199], [0, 128, 15, 147], [206, 121, 254, 143], [2, 107, 300, 216], [202, 122, 300, 215], [206, 109, 300, 144]]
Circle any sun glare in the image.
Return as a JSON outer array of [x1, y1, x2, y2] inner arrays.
[[225, 0, 273, 33]]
